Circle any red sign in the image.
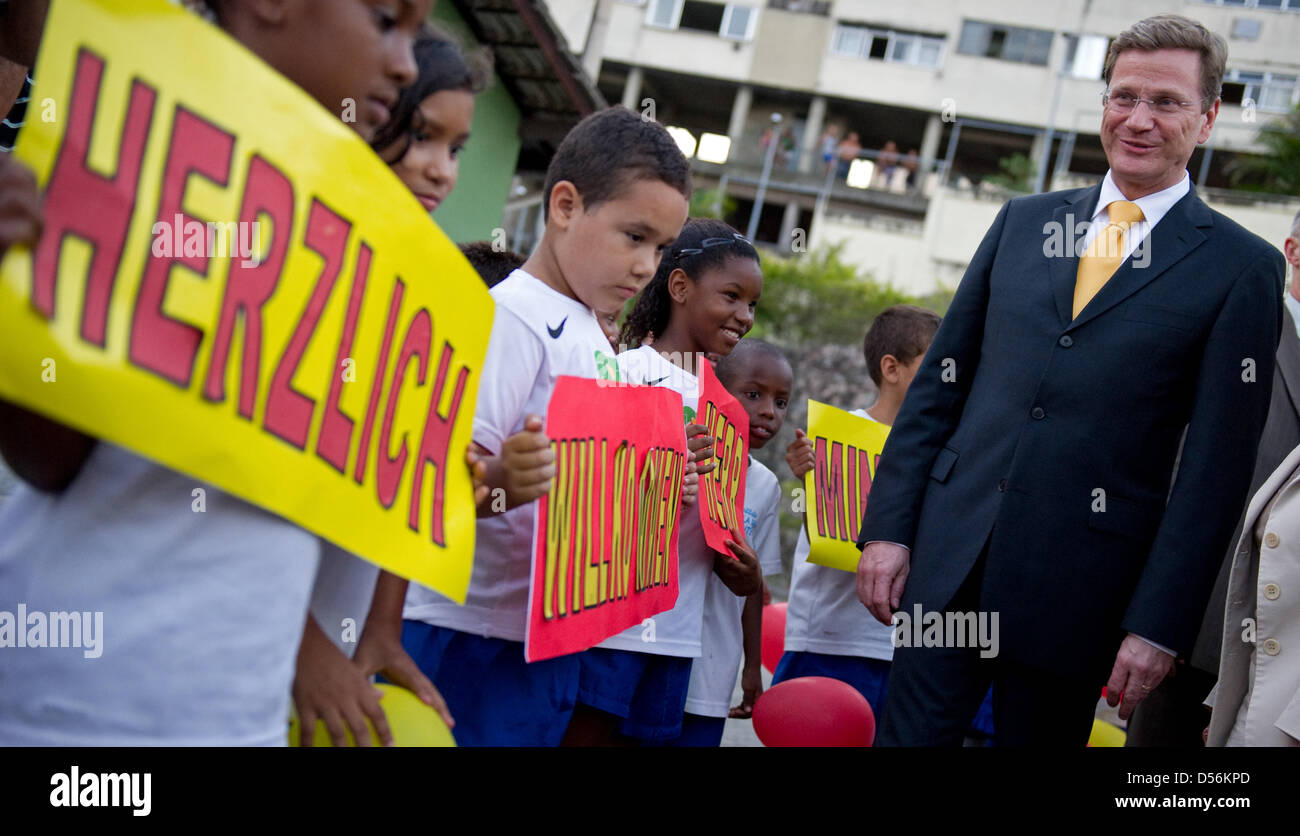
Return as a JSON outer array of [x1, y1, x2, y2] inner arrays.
[[696, 358, 748, 554], [525, 376, 689, 662]]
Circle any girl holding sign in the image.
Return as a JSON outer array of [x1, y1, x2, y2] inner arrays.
[[562, 219, 765, 745]]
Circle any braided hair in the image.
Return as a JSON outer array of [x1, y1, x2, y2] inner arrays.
[[371, 26, 492, 164], [620, 218, 759, 348]]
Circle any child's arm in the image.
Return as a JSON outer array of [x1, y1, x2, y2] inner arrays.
[[473, 414, 554, 517], [786, 429, 813, 479], [730, 583, 765, 718], [292, 614, 392, 747], [712, 525, 761, 597], [0, 153, 98, 492], [681, 423, 714, 506], [352, 570, 454, 728]]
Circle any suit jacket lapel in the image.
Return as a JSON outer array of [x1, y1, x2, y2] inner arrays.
[[1047, 186, 1098, 329], [1276, 308, 1300, 420], [1068, 187, 1212, 331]]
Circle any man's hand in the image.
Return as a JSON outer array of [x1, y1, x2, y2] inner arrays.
[[785, 429, 814, 480], [293, 616, 391, 747], [713, 529, 761, 597], [500, 414, 554, 506], [857, 541, 910, 625], [1105, 634, 1176, 722]]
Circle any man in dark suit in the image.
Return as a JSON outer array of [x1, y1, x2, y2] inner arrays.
[[1127, 210, 1300, 747], [854, 14, 1286, 747]]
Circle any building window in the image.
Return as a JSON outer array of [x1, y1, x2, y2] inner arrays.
[[958, 20, 1053, 66], [1222, 69, 1300, 111], [766, 0, 831, 15], [1198, 0, 1300, 11], [831, 23, 945, 68], [1062, 34, 1109, 79], [646, 0, 757, 41]]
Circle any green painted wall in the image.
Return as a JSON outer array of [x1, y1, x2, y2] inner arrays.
[[427, 2, 522, 243]]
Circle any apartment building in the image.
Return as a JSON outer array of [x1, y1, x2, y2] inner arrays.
[[526, 0, 1300, 294]]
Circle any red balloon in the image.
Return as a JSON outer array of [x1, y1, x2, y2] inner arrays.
[[753, 676, 876, 747], [761, 602, 787, 674]]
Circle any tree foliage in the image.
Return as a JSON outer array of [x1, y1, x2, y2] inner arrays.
[[1228, 102, 1300, 197], [751, 244, 952, 346]]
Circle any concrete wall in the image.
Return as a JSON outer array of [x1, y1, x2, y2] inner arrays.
[[428, 2, 523, 242], [810, 184, 1300, 296]]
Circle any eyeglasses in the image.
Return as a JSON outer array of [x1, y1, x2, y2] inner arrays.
[[674, 233, 750, 258], [1102, 90, 1203, 116]]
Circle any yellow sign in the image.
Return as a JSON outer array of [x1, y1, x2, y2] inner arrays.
[[0, 0, 493, 601], [803, 400, 890, 572]]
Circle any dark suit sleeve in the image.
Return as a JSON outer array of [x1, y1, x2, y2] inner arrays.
[[1121, 246, 1285, 654], [855, 201, 1010, 550]]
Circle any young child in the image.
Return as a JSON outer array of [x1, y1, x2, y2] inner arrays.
[[458, 241, 525, 289], [0, 0, 432, 746], [296, 25, 493, 746], [562, 218, 765, 745], [394, 106, 692, 746], [774, 305, 940, 714], [662, 338, 791, 746]]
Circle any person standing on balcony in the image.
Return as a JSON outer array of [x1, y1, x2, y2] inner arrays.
[[854, 14, 1285, 747], [835, 131, 861, 180]]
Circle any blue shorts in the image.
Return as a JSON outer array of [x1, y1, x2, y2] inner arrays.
[[649, 713, 727, 748], [771, 650, 892, 711], [576, 648, 693, 741], [397, 620, 578, 747]]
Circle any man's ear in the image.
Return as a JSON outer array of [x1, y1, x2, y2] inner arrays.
[[1284, 236, 1299, 272], [548, 180, 582, 231], [667, 268, 692, 304], [1197, 97, 1220, 145]]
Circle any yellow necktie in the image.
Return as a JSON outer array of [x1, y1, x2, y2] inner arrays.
[[1073, 200, 1145, 318]]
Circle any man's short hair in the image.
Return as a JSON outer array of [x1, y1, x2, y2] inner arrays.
[[542, 106, 692, 222], [1291, 208, 1300, 242], [458, 241, 525, 289], [1102, 15, 1228, 110], [863, 305, 942, 388]]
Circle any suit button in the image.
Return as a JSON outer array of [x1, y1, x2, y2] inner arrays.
[[1262, 638, 1281, 656], [1265, 532, 1280, 549], [998, 479, 1007, 492], [1031, 407, 1046, 420], [1264, 583, 1281, 600], [1058, 335, 1074, 347]]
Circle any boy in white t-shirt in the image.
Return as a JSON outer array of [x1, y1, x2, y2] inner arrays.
[[659, 339, 791, 746], [386, 107, 691, 746], [774, 305, 940, 715]]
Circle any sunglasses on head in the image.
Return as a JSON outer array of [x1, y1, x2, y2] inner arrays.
[[674, 233, 750, 258]]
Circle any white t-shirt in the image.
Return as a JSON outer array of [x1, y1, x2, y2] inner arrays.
[[308, 541, 380, 658], [597, 346, 711, 658], [785, 409, 895, 660], [0, 442, 320, 746], [403, 269, 617, 642], [683, 456, 783, 717]]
